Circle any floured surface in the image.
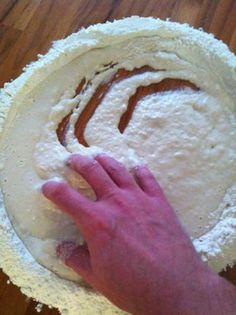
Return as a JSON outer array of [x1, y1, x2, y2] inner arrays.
[[0, 17, 236, 314]]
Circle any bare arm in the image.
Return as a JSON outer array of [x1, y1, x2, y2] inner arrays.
[[42, 154, 236, 315]]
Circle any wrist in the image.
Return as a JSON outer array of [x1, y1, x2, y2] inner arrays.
[[177, 264, 236, 315], [206, 270, 236, 315]]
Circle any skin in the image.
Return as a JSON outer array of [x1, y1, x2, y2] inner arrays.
[[42, 154, 236, 315]]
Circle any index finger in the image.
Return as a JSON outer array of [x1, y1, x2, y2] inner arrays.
[[42, 181, 96, 238]]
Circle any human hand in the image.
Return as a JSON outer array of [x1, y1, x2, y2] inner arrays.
[[42, 154, 236, 315]]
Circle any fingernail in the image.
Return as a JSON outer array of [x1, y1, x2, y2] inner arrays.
[[65, 157, 72, 167], [66, 154, 94, 167], [41, 178, 65, 199], [131, 165, 141, 172], [41, 181, 58, 198], [65, 154, 79, 167]]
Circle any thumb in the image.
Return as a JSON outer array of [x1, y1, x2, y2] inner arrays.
[[57, 241, 93, 283]]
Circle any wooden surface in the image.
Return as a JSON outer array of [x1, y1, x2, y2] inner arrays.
[[0, 0, 236, 314]]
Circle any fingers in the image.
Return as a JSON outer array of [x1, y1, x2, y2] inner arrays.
[[133, 165, 164, 197], [57, 241, 93, 283], [42, 181, 95, 233], [95, 154, 135, 188], [67, 154, 116, 199]]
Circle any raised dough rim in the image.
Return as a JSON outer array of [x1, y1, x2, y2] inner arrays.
[[0, 16, 236, 314]]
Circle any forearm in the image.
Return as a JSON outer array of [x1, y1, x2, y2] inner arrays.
[[175, 269, 236, 315], [135, 267, 236, 315]]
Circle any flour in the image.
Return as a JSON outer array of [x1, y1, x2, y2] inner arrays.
[[35, 303, 43, 313], [0, 17, 235, 315]]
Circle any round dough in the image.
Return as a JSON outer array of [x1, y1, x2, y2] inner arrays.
[[0, 17, 235, 314]]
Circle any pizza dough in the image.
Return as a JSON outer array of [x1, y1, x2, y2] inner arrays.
[[0, 17, 235, 315]]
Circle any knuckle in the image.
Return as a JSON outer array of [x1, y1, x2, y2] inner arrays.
[[96, 216, 110, 231], [92, 213, 117, 237], [104, 189, 128, 210]]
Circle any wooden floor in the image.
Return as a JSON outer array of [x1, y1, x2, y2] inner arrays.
[[0, 0, 236, 314]]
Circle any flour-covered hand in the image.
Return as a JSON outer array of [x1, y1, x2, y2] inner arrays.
[[42, 154, 236, 315]]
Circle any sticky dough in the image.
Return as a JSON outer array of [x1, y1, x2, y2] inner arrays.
[[0, 17, 236, 315]]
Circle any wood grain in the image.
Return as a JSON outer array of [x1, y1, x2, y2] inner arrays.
[[0, 0, 236, 314]]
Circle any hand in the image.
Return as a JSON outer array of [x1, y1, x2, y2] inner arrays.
[[42, 154, 236, 315]]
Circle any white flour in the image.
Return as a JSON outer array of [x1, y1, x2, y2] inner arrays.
[[0, 17, 235, 315]]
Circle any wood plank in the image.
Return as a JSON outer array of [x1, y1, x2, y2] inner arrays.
[[0, 0, 17, 22], [0, 24, 22, 65], [0, 0, 236, 314], [3, 0, 42, 31]]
